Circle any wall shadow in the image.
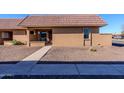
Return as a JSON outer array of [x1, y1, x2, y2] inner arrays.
[[112, 43, 124, 47], [1, 60, 124, 64], [2, 75, 124, 79], [38, 61, 124, 64]]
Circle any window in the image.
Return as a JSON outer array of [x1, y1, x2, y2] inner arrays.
[[1, 32, 9, 38], [83, 28, 91, 39]]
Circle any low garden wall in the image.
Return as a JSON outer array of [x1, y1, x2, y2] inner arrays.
[[92, 33, 112, 46]]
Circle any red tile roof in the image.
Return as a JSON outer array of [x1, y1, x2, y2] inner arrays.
[[0, 19, 26, 30], [19, 14, 107, 27]]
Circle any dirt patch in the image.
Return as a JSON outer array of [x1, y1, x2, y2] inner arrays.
[[41, 46, 124, 61], [0, 45, 41, 62]]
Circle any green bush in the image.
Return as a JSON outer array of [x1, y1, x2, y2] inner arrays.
[[11, 40, 24, 45]]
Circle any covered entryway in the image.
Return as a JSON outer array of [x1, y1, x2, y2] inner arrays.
[[26, 28, 52, 47]]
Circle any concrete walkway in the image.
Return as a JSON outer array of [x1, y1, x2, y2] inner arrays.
[[1, 62, 124, 78], [22, 45, 52, 61]]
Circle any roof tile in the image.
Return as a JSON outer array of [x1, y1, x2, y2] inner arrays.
[[0, 19, 25, 29], [19, 14, 107, 27]]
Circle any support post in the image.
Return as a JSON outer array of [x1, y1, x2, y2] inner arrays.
[[26, 29, 30, 47], [90, 32, 92, 46]]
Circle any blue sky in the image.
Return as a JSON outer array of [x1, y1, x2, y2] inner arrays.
[[0, 14, 123, 34], [99, 14, 124, 34], [0, 14, 28, 18]]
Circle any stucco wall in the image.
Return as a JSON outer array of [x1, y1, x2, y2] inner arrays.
[[92, 27, 99, 33], [92, 33, 112, 46], [52, 28, 84, 47], [13, 30, 27, 43], [12, 27, 111, 47]]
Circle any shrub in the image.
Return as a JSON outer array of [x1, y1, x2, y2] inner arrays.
[[89, 47, 97, 52], [11, 40, 24, 45]]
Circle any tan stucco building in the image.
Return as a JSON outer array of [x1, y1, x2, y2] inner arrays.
[[0, 14, 112, 47]]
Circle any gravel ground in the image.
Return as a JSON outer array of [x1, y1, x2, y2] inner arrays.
[[41, 46, 124, 61], [0, 45, 41, 62]]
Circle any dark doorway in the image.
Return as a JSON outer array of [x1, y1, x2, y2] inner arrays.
[[37, 29, 52, 45]]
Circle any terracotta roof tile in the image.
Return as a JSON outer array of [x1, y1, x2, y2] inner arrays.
[[0, 19, 26, 30], [19, 14, 107, 27]]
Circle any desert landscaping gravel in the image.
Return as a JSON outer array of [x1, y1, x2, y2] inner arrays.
[[0, 45, 41, 62], [41, 46, 124, 61]]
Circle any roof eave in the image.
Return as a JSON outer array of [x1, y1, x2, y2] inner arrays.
[[0, 28, 27, 30], [19, 24, 107, 28], [100, 23, 108, 27]]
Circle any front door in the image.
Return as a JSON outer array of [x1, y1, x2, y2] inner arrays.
[[83, 28, 92, 46]]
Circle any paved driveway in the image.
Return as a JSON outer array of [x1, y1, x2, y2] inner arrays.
[[1, 61, 124, 79]]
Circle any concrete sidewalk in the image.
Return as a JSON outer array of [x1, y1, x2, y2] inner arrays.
[[1, 63, 124, 78]]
